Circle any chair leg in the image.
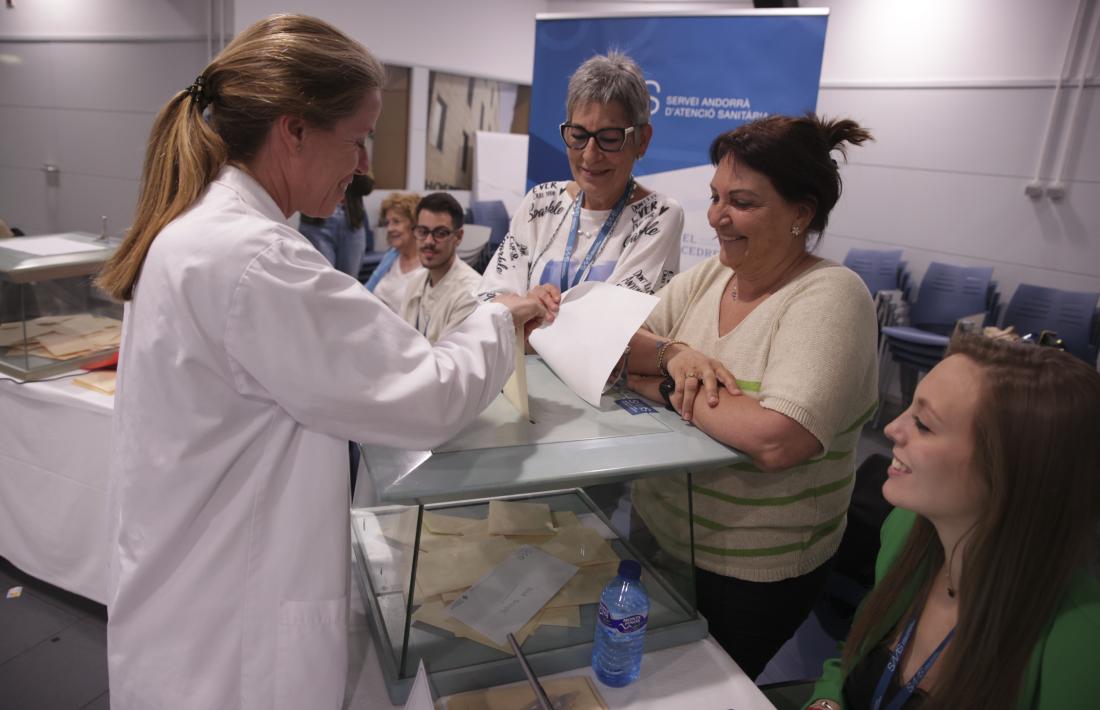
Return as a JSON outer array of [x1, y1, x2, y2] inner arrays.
[[872, 340, 894, 428], [899, 364, 919, 409]]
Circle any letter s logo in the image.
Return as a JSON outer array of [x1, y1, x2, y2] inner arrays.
[[646, 79, 661, 115]]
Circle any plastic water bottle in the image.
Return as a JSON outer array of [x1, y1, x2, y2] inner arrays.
[[591, 559, 649, 687]]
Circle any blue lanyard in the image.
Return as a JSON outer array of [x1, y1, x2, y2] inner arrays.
[[871, 614, 956, 710], [559, 177, 634, 292]]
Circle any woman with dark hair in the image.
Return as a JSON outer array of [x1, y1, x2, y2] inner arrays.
[[97, 14, 546, 709], [807, 335, 1100, 709], [625, 114, 879, 677], [298, 172, 374, 278]]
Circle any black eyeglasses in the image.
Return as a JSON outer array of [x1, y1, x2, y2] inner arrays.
[[559, 123, 636, 153], [413, 225, 456, 242]]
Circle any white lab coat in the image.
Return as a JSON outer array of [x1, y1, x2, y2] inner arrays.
[[106, 166, 515, 710]]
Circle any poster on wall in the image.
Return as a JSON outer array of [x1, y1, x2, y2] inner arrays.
[[529, 10, 828, 269], [426, 71, 523, 190]]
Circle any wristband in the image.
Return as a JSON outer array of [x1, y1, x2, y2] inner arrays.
[[658, 375, 676, 411]]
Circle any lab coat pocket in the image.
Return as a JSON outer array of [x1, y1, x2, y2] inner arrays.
[[275, 596, 348, 710]]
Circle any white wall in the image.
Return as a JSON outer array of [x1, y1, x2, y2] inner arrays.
[[806, 0, 1100, 300], [0, 0, 212, 38], [234, 0, 546, 85], [4, 0, 1099, 308], [0, 0, 217, 236]]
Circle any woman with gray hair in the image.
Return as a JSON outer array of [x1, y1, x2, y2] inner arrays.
[[478, 51, 683, 305]]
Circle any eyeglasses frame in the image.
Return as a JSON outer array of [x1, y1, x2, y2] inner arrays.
[[413, 225, 459, 242], [559, 122, 637, 153]]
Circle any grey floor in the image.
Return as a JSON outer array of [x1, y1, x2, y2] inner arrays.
[[0, 425, 895, 710], [0, 559, 109, 709]]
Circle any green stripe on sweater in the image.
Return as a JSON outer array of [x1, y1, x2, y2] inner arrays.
[[727, 448, 852, 474], [642, 508, 847, 558], [694, 512, 847, 557], [692, 472, 854, 507], [638, 475, 854, 533], [838, 401, 878, 435]]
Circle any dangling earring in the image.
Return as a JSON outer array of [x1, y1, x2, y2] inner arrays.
[[790, 224, 801, 236]]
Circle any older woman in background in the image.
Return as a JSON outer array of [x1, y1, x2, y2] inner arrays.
[[366, 191, 424, 313], [807, 335, 1100, 709], [626, 114, 878, 678], [478, 51, 683, 305]]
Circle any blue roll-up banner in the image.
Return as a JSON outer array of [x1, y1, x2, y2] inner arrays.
[[529, 10, 828, 269]]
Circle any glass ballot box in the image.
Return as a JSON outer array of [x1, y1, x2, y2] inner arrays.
[[0, 232, 121, 381], [352, 357, 748, 704]]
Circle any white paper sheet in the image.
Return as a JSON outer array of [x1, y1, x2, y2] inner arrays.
[[528, 282, 658, 407], [446, 545, 577, 646], [1, 236, 107, 257], [403, 660, 434, 710], [501, 327, 529, 419]]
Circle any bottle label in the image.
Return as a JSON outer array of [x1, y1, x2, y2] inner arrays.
[[598, 601, 648, 634]]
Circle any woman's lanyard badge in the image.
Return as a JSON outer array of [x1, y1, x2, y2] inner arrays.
[[559, 178, 634, 292], [871, 614, 955, 710]]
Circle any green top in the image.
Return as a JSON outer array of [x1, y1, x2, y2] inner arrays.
[[808, 508, 1100, 709]]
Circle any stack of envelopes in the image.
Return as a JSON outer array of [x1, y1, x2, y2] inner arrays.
[[379, 500, 621, 654], [0, 314, 122, 361]]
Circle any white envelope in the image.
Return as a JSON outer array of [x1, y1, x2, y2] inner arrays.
[[528, 281, 658, 406], [446, 545, 577, 646]]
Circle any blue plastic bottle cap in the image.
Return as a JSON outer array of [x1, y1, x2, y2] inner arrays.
[[617, 559, 641, 580]]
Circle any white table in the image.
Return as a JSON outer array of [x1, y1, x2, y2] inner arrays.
[[0, 374, 113, 603]]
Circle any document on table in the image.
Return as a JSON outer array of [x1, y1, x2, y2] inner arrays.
[[447, 545, 578, 646], [529, 281, 658, 407]]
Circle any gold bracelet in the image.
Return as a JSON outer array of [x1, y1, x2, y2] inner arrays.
[[655, 339, 687, 377]]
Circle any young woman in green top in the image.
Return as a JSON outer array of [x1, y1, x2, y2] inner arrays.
[[808, 334, 1100, 709]]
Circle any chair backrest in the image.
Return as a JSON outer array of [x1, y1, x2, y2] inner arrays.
[[456, 224, 492, 268], [1001, 283, 1100, 362], [911, 262, 994, 334], [843, 248, 903, 296], [468, 200, 510, 249]]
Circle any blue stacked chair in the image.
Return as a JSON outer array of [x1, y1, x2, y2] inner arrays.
[[1000, 284, 1100, 363], [876, 262, 995, 422], [468, 200, 510, 274], [843, 248, 904, 296]]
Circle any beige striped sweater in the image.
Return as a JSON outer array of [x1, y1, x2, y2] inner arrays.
[[634, 257, 879, 582]]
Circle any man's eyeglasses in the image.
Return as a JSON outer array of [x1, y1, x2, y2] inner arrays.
[[559, 123, 636, 153], [413, 225, 456, 242]]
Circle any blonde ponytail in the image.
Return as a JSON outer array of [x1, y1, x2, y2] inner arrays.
[[97, 14, 385, 301], [98, 88, 226, 300]]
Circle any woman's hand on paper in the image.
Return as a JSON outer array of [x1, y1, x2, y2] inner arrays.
[[666, 345, 740, 422], [492, 293, 553, 338], [524, 283, 561, 325]]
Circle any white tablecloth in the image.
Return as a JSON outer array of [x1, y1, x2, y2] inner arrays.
[[0, 374, 114, 603]]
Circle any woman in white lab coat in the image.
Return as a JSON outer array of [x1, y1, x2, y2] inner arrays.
[[96, 15, 547, 710]]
